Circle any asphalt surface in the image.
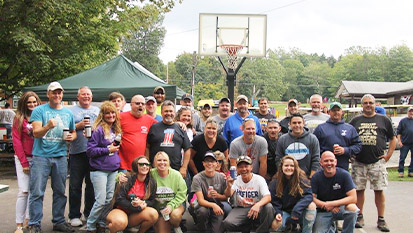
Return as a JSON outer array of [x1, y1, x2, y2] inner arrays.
[[0, 151, 412, 233]]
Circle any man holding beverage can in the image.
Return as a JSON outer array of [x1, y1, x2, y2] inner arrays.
[[189, 151, 231, 233]]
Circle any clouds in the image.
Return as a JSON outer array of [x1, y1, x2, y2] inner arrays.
[[159, 0, 413, 63]]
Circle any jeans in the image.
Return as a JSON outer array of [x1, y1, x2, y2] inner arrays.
[[15, 155, 32, 224], [313, 206, 359, 233], [69, 152, 94, 219], [398, 144, 413, 173], [87, 170, 117, 230], [28, 156, 68, 226], [280, 209, 316, 233], [223, 203, 274, 233]]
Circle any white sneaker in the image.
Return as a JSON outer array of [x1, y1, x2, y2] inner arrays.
[[69, 218, 83, 227], [174, 227, 183, 233]]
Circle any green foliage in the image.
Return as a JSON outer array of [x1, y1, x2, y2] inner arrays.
[[0, 0, 179, 100], [121, 5, 166, 79]]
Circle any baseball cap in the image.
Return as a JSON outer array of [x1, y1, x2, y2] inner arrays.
[[203, 151, 217, 161], [329, 102, 342, 110], [153, 86, 165, 94], [47, 82, 64, 92], [408, 106, 413, 111], [182, 93, 193, 101], [145, 96, 157, 104], [236, 155, 252, 165], [236, 95, 248, 103], [288, 99, 298, 106], [202, 103, 211, 109], [219, 97, 231, 104]]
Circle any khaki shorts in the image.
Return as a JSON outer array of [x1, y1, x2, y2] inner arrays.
[[351, 159, 388, 190]]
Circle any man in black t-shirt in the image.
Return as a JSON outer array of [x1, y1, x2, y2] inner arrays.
[[254, 97, 276, 132], [280, 99, 299, 134], [349, 94, 396, 232], [312, 151, 359, 233], [146, 100, 191, 177], [263, 119, 282, 181]]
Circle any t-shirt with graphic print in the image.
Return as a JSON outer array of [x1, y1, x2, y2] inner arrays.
[[30, 104, 75, 157], [231, 174, 270, 208], [350, 114, 394, 164], [151, 168, 187, 211], [147, 122, 191, 170]]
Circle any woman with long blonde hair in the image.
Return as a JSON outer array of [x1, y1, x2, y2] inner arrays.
[[86, 101, 122, 232], [269, 155, 316, 233], [12, 91, 41, 233]]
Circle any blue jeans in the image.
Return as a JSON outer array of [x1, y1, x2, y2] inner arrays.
[[280, 209, 316, 233], [87, 170, 117, 230], [398, 144, 413, 173], [313, 206, 359, 233], [28, 156, 68, 226], [69, 152, 94, 219]]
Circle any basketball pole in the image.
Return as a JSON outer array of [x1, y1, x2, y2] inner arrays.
[[218, 56, 247, 112]]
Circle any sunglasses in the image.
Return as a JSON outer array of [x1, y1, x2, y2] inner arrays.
[[138, 163, 151, 167], [154, 92, 165, 95], [217, 160, 224, 163]]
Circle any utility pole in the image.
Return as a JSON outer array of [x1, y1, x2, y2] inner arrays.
[[191, 51, 197, 96]]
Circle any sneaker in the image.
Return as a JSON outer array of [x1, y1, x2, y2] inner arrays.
[[377, 219, 390, 232], [14, 226, 24, 233], [408, 173, 413, 177], [398, 173, 404, 178], [29, 225, 42, 233], [69, 218, 83, 227], [174, 227, 183, 233], [355, 214, 364, 228], [53, 222, 75, 232]]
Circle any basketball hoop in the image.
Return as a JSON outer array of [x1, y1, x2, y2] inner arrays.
[[220, 44, 244, 70]]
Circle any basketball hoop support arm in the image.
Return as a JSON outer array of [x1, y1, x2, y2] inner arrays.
[[218, 56, 247, 111]]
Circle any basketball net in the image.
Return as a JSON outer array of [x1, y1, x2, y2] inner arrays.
[[220, 44, 244, 70]]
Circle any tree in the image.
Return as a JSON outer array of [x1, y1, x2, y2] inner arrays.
[[387, 44, 413, 82], [121, 5, 166, 79], [0, 0, 179, 100]]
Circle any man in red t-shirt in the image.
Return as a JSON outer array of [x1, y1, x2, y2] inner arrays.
[[119, 95, 157, 170]]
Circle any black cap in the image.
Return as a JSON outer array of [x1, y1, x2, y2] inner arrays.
[[203, 151, 217, 161]]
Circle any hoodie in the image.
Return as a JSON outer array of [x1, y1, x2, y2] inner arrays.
[[275, 129, 320, 176], [86, 126, 120, 171], [313, 119, 362, 170]]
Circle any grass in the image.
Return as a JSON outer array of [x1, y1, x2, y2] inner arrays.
[[387, 167, 413, 181], [269, 102, 310, 120]]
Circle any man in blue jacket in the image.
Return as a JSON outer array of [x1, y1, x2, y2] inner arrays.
[[313, 102, 362, 171]]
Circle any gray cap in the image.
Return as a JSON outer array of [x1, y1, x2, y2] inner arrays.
[[145, 96, 157, 104]]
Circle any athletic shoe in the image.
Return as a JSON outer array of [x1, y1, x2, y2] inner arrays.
[[174, 227, 183, 233], [69, 218, 83, 227], [377, 219, 390, 232], [408, 173, 413, 177], [53, 223, 75, 232], [355, 214, 364, 228], [398, 173, 404, 178], [28, 225, 42, 233], [14, 226, 24, 233]]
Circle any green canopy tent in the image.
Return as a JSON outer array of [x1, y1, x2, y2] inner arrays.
[[24, 55, 185, 101]]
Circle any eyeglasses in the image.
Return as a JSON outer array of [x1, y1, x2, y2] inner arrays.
[[138, 163, 151, 167], [133, 102, 145, 106], [362, 102, 374, 105]]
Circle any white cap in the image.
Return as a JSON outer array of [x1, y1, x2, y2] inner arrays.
[[47, 81, 64, 92]]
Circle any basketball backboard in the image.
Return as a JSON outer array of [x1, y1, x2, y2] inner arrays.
[[198, 13, 267, 57]]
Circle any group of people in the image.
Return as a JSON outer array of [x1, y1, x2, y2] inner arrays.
[[9, 80, 409, 233]]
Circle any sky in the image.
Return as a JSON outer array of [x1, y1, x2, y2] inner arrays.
[[159, 0, 413, 63]]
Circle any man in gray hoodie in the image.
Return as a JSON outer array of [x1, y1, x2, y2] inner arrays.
[[275, 113, 320, 178]]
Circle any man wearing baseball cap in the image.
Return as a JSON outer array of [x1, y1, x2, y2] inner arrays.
[[280, 99, 299, 134], [180, 93, 203, 135], [29, 81, 77, 232], [153, 86, 166, 115], [223, 155, 274, 232], [190, 151, 230, 233], [254, 97, 276, 132], [313, 102, 362, 171], [145, 96, 162, 122], [396, 106, 413, 178], [212, 97, 232, 136], [199, 103, 212, 130], [222, 95, 262, 145]]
